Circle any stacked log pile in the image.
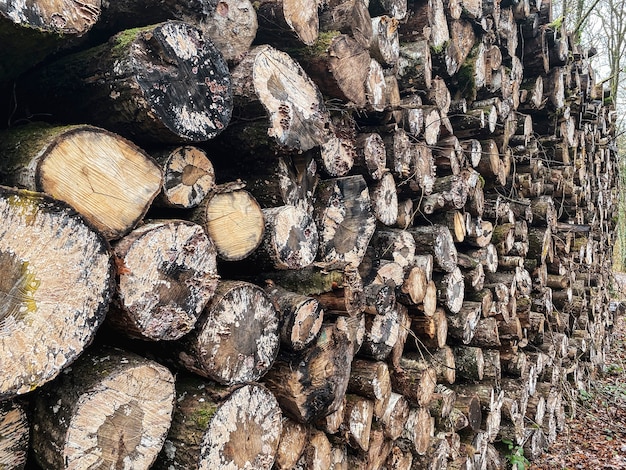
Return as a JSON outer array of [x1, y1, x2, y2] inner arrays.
[[0, 0, 620, 468]]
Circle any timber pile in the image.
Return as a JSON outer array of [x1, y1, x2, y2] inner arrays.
[[0, 0, 620, 468]]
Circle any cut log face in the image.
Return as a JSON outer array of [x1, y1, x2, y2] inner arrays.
[[154, 146, 216, 209], [0, 187, 113, 399], [231, 45, 331, 151], [155, 376, 283, 470], [258, 205, 319, 269], [0, 400, 29, 469], [0, 123, 163, 240], [201, 0, 258, 63], [314, 175, 377, 267], [20, 21, 233, 144], [32, 347, 175, 470], [195, 188, 265, 261], [109, 220, 219, 341], [177, 280, 280, 385]]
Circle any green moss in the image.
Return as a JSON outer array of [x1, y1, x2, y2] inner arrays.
[[0, 252, 40, 327], [110, 25, 156, 56], [430, 40, 449, 55], [193, 403, 218, 429], [294, 30, 341, 60]]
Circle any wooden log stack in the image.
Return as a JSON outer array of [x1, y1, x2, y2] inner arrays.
[[0, 0, 620, 468]]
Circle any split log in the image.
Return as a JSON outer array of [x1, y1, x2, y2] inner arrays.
[[152, 146, 215, 209], [319, 0, 373, 48], [343, 394, 375, 451], [410, 308, 448, 349], [360, 305, 400, 360], [408, 225, 458, 273], [154, 375, 282, 469], [230, 44, 331, 151], [0, 400, 29, 469], [354, 132, 388, 181], [370, 15, 400, 66], [452, 345, 484, 381], [446, 301, 482, 344], [433, 266, 465, 313], [396, 40, 432, 92], [263, 317, 357, 423], [390, 354, 438, 406], [0, 186, 113, 399], [108, 220, 219, 341], [32, 347, 175, 470], [0, 123, 162, 240], [264, 262, 365, 316], [18, 21, 233, 144], [175, 280, 280, 385], [381, 392, 411, 440], [402, 406, 435, 455], [294, 429, 332, 470]]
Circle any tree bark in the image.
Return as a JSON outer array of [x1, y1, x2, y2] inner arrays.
[[32, 347, 175, 470], [0, 186, 113, 400], [19, 21, 233, 144], [0, 123, 162, 240]]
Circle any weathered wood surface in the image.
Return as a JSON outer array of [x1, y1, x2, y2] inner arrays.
[[0, 186, 113, 400], [17, 21, 233, 144], [31, 347, 175, 470], [0, 0, 619, 467]]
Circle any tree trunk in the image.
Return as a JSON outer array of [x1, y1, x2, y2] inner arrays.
[[0, 123, 162, 240], [291, 32, 372, 108], [32, 347, 175, 470], [254, 0, 319, 46], [154, 375, 282, 469], [274, 418, 309, 470], [18, 21, 233, 144], [175, 280, 280, 385], [264, 282, 324, 351], [108, 219, 218, 341], [0, 186, 113, 400]]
